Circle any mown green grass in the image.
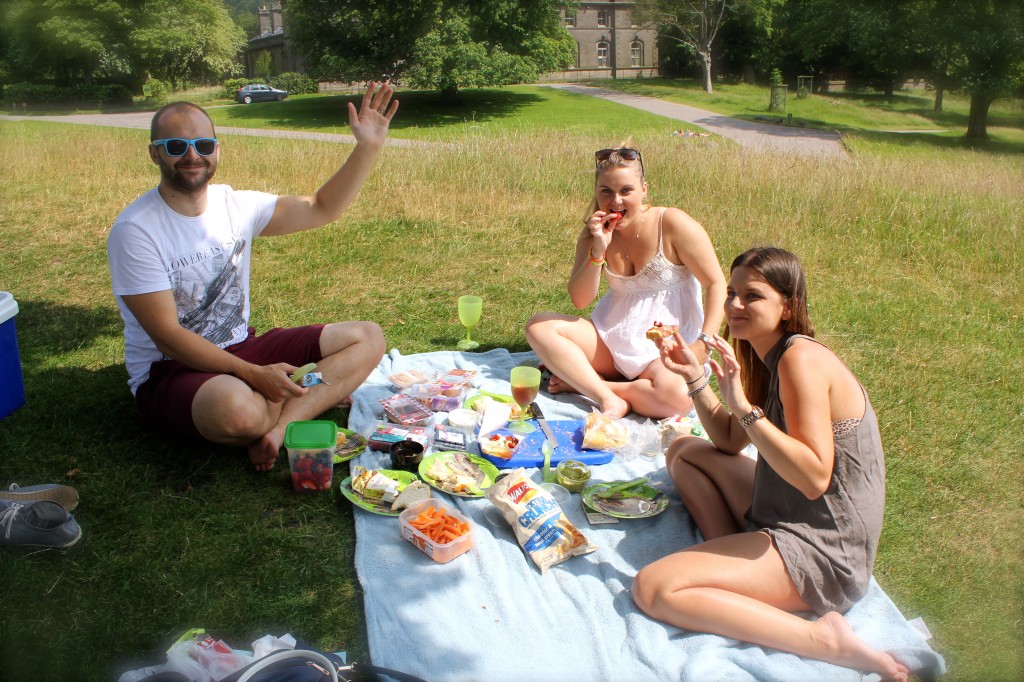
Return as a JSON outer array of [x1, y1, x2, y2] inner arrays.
[[0, 89, 1021, 680], [591, 77, 1024, 157], [209, 85, 696, 140]]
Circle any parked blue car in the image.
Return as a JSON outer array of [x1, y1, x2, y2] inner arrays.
[[235, 84, 288, 104]]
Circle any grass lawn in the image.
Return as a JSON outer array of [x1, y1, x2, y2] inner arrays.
[[207, 85, 689, 140], [0, 85, 1021, 680], [589, 77, 1024, 156]]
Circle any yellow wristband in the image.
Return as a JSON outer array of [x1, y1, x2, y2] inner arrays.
[[589, 253, 605, 266]]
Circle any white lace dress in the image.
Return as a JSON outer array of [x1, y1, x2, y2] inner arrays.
[[591, 210, 705, 379]]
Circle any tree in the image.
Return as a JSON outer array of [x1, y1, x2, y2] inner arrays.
[[779, 0, 928, 98], [3, 0, 133, 86], [632, 0, 738, 93], [288, 0, 574, 100], [940, 0, 1024, 139], [129, 0, 246, 89], [255, 50, 273, 81]]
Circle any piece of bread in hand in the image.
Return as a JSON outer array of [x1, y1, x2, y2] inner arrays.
[[645, 322, 679, 341]]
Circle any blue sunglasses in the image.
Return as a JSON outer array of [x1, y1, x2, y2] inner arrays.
[[152, 137, 218, 157]]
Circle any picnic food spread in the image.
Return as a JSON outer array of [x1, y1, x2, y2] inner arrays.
[[323, 365, 697, 567]]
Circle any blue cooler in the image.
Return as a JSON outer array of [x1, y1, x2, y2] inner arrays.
[[0, 292, 26, 420]]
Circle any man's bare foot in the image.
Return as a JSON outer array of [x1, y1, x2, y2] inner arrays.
[[601, 394, 631, 420], [247, 431, 283, 472], [546, 374, 578, 395], [817, 612, 909, 682]]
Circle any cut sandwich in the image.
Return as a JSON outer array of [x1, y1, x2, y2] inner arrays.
[[645, 321, 679, 341], [391, 479, 431, 511]]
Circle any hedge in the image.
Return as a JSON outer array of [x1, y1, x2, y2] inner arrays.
[[2, 82, 134, 107]]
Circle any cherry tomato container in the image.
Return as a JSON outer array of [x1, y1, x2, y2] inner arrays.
[[284, 420, 337, 492]]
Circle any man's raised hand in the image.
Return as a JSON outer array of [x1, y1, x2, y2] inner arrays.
[[348, 81, 399, 149]]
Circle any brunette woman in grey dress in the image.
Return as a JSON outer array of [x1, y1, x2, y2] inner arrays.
[[632, 247, 908, 681]]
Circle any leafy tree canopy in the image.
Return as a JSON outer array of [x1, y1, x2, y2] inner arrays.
[[288, 0, 574, 98]]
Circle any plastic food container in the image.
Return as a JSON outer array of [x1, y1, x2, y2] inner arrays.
[[556, 459, 592, 493], [399, 499, 475, 564], [284, 420, 338, 492], [390, 439, 425, 471]]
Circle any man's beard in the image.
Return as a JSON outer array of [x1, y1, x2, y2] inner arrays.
[[159, 156, 215, 193]]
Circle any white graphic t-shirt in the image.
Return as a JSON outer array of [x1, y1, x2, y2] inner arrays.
[[108, 185, 278, 394]]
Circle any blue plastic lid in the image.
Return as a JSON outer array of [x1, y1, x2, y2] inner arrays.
[[284, 420, 338, 449]]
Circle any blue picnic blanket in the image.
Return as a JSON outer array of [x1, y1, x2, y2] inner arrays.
[[346, 348, 945, 681]]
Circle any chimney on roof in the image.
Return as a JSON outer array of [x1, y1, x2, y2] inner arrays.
[[271, 2, 282, 32], [258, 5, 271, 35]]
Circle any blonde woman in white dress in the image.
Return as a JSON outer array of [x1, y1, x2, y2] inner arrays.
[[525, 146, 726, 419]]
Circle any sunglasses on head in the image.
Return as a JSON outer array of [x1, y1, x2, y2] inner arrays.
[[595, 147, 644, 176], [152, 137, 218, 157]]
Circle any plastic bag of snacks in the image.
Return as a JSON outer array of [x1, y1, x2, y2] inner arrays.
[[582, 409, 629, 451], [657, 414, 712, 451], [485, 468, 597, 574]]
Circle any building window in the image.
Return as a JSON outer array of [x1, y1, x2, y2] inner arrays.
[[564, 11, 575, 28], [630, 40, 643, 67], [597, 9, 609, 28], [597, 41, 609, 67]]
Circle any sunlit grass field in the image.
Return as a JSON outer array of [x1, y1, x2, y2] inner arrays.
[[0, 88, 1021, 680]]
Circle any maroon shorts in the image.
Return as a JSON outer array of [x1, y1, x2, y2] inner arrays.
[[135, 325, 325, 440]]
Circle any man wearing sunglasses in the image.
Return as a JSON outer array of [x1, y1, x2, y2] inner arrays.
[[107, 82, 398, 472]]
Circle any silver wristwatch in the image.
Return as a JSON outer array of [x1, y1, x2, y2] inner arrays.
[[739, 406, 765, 427], [697, 331, 714, 349]]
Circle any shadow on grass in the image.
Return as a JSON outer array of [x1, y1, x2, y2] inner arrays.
[[2, 299, 234, 483], [217, 89, 546, 133], [848, 129, 1024, 155]]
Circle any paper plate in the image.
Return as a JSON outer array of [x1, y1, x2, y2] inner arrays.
[[582, 482, 669, 519], [419, 451, 500, 498], [339, 469, 420, 516], [333, 428, 368, 464]]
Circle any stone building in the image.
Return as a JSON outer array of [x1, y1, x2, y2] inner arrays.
[[244, 2, 305, 77], [560, 1, 659, 79]]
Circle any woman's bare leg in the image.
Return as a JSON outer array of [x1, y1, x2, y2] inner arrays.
[[525, 312, 630, 417], [666, 437, 756, 540], [608, 361, 694, 419], [632, 533, 909, 681]]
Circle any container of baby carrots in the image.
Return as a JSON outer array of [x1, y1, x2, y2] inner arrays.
[[399, 498, 475, 564]]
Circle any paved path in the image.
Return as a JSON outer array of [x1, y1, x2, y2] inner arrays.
[[2, 86, 846, 156], [543, 83, 847, 158], [0, 112, 429, 147]]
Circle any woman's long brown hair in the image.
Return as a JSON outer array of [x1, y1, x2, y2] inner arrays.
[[726, 247, 815, 405]]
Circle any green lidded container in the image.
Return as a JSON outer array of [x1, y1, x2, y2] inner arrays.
[[284, 420, 339, 492], [284, 420, 338, 450]]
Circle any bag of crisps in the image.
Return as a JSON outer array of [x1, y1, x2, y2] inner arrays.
[[485, 469, 597, 573]]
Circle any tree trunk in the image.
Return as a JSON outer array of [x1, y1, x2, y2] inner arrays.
[[933, 85, 944, 112], [700, 50, 713, 94], [440, 84, 460, 105], [743, 63, 756, 85], [966, 94, 991, 139]]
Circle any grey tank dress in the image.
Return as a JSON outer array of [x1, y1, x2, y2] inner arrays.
[[747, 334, 886, 614]]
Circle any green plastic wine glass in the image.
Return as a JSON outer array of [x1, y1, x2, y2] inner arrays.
[[457, 295, 482, 350], [509, 366, 540, 434]]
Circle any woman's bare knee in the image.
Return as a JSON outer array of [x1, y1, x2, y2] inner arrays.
[[666, 435, 715, 468]]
